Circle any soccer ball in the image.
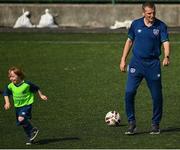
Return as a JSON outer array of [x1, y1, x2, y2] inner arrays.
[[105, 111, 121, 126]]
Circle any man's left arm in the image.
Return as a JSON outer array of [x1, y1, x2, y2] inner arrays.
[[162, 41, 170, 66]]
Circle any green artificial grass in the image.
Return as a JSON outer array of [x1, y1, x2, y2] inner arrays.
[[0, 32, 179, 148]]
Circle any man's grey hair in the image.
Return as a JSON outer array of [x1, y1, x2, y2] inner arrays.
[[142, 1, 156, 11]]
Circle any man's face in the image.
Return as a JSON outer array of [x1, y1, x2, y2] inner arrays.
[[143, 7, 156, 23]]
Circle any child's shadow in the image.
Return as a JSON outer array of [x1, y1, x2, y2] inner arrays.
[[34, 137, 80, 145]]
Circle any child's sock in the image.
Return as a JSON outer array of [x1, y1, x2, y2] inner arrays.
[[22, 120, 33, 138]]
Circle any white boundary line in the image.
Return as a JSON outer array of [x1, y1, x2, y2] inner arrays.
[[0, 41, 180, 44], [0, 41, 121, 44]]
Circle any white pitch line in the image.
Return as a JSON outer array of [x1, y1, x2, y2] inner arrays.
[[0, 41, 120, 44], [0, 41, 180, 44]]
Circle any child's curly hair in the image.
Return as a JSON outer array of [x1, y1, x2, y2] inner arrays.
[[8, 66, 25, 80]]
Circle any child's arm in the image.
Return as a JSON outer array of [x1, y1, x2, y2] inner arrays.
[[37, 90, 48, 101], [27, 81, 48, 101], [4, 96, 11, 110]]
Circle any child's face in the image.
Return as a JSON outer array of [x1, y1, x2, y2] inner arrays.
[[9, 71, 22, 84]]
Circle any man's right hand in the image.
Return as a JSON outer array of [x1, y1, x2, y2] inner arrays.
[[120, 59, 127, 72]]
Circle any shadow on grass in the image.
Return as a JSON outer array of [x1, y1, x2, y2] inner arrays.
[[119, 124, 127, 127], [108, 124, 127, 128], [134, 126, 180, 135], [34, 137, 80, 145], [161, 127, 180, 133]]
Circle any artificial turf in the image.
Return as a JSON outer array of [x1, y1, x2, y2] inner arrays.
[[0, 32, 179, 148]]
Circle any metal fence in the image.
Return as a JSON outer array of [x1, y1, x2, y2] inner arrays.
[[0, 0, 179, 3]]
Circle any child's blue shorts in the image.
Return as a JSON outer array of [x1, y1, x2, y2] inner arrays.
[[15, 104, 32, 126]]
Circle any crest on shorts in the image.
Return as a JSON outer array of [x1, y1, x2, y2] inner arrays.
[[21, 112, 26, 115], [153, 29, 159, 36]]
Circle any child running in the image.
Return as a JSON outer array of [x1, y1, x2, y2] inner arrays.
[[3, 66, 48, 145]]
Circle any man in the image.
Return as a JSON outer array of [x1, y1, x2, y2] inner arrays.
[[120, 1, 170, 135]]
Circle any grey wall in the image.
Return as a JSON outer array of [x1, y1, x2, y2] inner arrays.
[[0, 4, 179, 27]]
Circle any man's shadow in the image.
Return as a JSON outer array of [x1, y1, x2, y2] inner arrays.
[[34, 137, 80, 145], [135, 126, 180, 135], [161, 127, 180, 133]]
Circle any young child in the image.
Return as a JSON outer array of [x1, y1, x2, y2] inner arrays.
[[3, 66, 48, 145]]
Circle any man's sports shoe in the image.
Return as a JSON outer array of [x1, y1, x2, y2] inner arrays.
[[150, 124, 160, 135], [30, 127, 39, 141], [125, 123, 136, 135]]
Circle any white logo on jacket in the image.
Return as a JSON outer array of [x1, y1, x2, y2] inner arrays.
[[153, 29, 159, 36], [138, 29, 142, 33]]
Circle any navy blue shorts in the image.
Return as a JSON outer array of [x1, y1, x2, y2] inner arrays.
[[15, 105, 32, 126]]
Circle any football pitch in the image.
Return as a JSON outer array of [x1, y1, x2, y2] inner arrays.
[[0, 32, 179, 149]]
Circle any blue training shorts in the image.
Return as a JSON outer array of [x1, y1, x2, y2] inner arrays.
[[15, 105, 32, 126]]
